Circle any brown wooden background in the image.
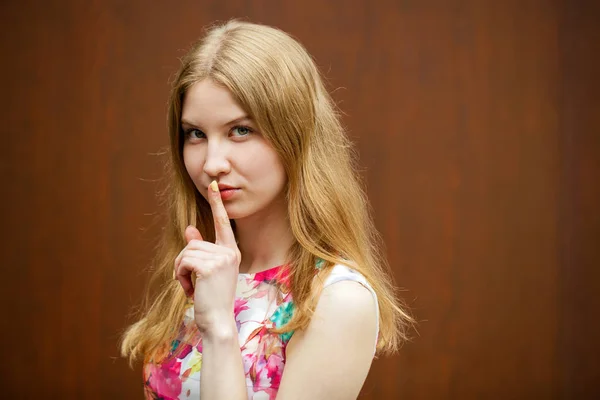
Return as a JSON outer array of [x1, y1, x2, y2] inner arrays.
[[1, 0, 598, 398]]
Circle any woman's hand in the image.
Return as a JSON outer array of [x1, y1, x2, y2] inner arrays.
[[174, 181, 241, 337]]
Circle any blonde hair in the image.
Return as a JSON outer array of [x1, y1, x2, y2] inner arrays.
[[121, 20, 414, 365]]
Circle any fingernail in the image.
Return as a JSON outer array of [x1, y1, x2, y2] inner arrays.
[[209, 180, 219, 192]]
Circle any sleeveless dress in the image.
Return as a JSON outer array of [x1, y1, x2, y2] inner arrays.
[[142, 263, 379, 400]]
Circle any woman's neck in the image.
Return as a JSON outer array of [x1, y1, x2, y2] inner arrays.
[[234, 199, 294, 274]]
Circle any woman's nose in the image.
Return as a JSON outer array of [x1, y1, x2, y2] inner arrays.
[[202, 140, 231, 177]]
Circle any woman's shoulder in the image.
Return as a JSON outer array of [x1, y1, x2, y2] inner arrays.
[[287, 262, 380, 358], [323, 263, 376, 294], [321, 263, 379, 330]]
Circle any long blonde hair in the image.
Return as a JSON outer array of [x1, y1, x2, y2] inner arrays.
[[121, 20, 414, 365]]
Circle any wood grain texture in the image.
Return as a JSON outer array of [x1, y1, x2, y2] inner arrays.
[[558, 1, 600, 398], [0, 0, 597, 398]]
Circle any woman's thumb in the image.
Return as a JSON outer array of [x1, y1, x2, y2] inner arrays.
[[185, 225, 203, 243]]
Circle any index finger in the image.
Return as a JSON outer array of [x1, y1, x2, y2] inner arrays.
[[208, 180, 237, 247]]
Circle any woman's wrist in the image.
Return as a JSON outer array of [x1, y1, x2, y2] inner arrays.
[[199, 316, 238, 343]]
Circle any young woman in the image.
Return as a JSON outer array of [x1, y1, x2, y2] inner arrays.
[[121, 20, 413, 400]]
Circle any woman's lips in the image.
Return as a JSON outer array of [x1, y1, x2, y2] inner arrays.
[[219, 188, 239, 200]]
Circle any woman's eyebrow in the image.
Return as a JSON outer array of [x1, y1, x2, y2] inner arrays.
[[180, 119, 200, 129], [224, 115, 252, 126], [180, 115, 252, 129]]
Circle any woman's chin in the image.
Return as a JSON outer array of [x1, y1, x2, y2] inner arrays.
[[223, 205, 247, 220]]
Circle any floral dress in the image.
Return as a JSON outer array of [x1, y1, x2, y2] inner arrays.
[[142, 263, 379, 400]]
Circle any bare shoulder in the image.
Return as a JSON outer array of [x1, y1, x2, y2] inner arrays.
[[315, 280, 377, 325], [277, 279, 378, 400]]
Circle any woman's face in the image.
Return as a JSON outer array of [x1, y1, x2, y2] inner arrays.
[[181, 79, 287, 220]]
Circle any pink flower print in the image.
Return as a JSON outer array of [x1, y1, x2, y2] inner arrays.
[[173, 342, 193, 360], [144, 357, 182, 399], [246, 324, 269, 344], [242, 351, 258, 375], [234, 297, 250, 330], [234, 297, 250, 316], [254, 265, 291, 287], [253, 355, 272, 390], [254, 266, 282, 283], [264, 353, 284, 388], [277, 266, 292, 288], [252, 353, 284, 391]]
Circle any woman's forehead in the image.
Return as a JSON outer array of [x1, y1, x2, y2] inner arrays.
[[181, 80, 250, 128]]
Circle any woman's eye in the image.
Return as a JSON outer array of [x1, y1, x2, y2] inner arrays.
[[185, 129, 205, 139], [231, 126, 252, 137]]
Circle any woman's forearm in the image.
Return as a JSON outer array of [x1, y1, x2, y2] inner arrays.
[[200, 319, 247, 400]]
